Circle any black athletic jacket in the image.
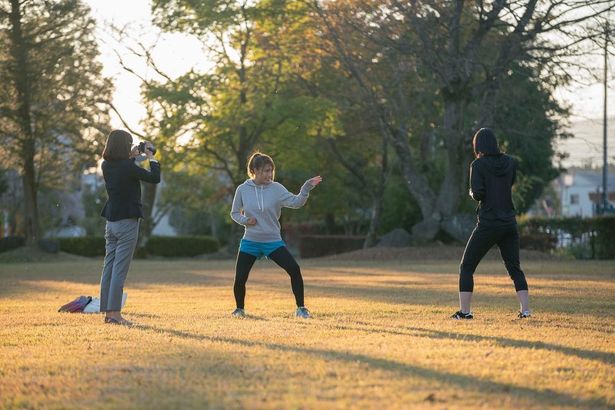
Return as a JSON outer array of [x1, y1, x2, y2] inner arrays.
[[100, 159, 160, 221], [469, 153, 517, 224]]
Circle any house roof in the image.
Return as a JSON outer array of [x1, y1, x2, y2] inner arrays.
[[564, 169, 615, 190]]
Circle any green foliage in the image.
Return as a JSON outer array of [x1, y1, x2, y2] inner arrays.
[[593, 217, 615, 259], [494, 64, 567, 213], [79, 182, 107, 236], [380, 168, 422, 234], [298, 235, 365, 258], [142, 0, 579, 242], [159, 169, 231, 243], [58, 237, 106, 257], [57, 235, 221, 258], [0, 0, 112, 182], [0, 236, 25, 253], [0, 169, 7, 196], [146, 0, 331, 188], [145, 236, 219, 257], [519, 217, 615, 259]]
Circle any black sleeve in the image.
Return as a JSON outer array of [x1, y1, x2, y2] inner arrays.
[[469, 161, 485, 202], [511, 159, 517, 187], [130, 160, 160, 184]]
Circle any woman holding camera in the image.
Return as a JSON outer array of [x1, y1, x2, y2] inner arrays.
[[452, 128, 530, 320], [230, 152, 322, 319], [99, 130, 160, 325]]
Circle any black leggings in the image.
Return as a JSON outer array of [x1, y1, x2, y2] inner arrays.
[[459, 222, 528, 292], [233, 246, 304, 309]]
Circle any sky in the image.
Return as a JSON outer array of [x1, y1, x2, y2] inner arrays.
[[85, 0, 615, 168]]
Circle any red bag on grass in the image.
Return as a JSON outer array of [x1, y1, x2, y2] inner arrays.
[[58, 296, 92, 313]]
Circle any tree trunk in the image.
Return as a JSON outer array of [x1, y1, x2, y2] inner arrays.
[[363, 138, 388, 248], [435, 98, 471, 241], [363, 194, 383, 248], [9, 0, 40, 245], [137, 181, 158, 252], [22, 147, 40, 245], [386, 126, 440, 240]]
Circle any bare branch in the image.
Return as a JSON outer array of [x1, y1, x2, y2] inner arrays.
[[105, 101, 146, 139]]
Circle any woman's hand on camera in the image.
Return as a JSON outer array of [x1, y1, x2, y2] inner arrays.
[[129, 146, 140, 159], [144, 142, 155, 159], [246, 217, 257, 226]]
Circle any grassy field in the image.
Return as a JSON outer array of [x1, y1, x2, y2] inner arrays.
[[0, 256, 614, 409]]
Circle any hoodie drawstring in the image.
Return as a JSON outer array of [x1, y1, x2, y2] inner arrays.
[[254, 185, 264, 212]]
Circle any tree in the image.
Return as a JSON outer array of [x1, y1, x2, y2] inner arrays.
[[148, 0, 330, 182], [311, 0, 615, 241], [140, 0, 335, 247], [0, 0, 112, 244]]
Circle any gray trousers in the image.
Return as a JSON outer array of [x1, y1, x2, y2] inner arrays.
[[100, 218, 139, 312]]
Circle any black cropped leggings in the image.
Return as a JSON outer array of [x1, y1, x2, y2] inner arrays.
[[234, 246, 304, 309], [459, 222, 528, 292]]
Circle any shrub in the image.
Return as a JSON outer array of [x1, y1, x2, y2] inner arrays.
[[519, 216, 615, 259], [594, 216, 615, 259], [519, 231, 557, 252], [145, 236, 219, 257], [0, 236, 25, 253], [57, 237, 106, 257], [299, 235, 365, 258]]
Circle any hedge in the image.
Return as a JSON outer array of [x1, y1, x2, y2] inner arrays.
[[519, 216, 615, 259], [145, 236, 219, 257], [57, 235, 219, 257], [0, 236, 25, 254], [593, 217, 615, 259], [58, 237, 106, 257], [299, 235, 365, 258]]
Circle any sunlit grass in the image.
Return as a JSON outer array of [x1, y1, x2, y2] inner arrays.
[[1, 257, 613, 409]]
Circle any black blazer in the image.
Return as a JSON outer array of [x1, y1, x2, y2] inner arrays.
[[100, 159, 161, 221]]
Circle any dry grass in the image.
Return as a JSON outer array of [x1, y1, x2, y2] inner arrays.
[[0, 256, 613, 409]]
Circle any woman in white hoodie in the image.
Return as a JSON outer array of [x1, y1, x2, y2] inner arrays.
[[230, 152, 322, 318]]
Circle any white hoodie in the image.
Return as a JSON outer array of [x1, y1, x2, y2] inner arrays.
[[230, 179, 315, 242]]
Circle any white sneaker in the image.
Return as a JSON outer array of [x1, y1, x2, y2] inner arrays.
[[517, 310, 531, 319], [232, 308, 246, 318], [295, 307, 311, 319]]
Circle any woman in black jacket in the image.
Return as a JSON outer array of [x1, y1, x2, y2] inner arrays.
[[99, 130, 160, 325], [452, 128, 530, 320]]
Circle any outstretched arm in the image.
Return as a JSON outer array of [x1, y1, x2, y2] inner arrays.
[[280, 176, 322, 209]]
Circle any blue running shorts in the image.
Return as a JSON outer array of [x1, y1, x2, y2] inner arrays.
[[239, 239, 286, 258]]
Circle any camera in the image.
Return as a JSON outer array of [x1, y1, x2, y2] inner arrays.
[[138, 142, 157, 155]]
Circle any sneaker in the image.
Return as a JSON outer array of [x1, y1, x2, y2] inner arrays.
[[231, 308, 246, 318], [295, 307, 311, 319], [451, 310, 473, 320], [517, 310, 531, 319]]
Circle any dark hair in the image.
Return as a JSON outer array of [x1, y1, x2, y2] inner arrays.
[[102, 130, 132, 161], [472, 128, 500, 157], [247, 152, 275, 178]]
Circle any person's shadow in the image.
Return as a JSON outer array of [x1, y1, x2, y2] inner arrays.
[[126, 322, 610, 409]]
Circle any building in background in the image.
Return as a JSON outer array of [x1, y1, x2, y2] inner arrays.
[[553, 169, 615, 217]]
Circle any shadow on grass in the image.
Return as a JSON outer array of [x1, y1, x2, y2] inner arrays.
[[129, 323, 609, 409], [0, 269, 230, 299], [408, 325, 615, 365], [315, 321, 615, 365], [305, 281, 615, 316]]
